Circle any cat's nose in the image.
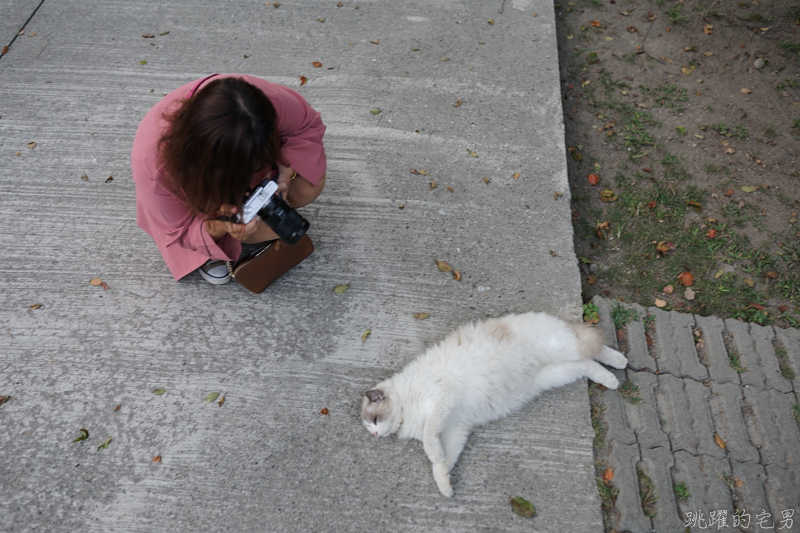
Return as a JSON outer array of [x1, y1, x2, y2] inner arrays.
[[374, 431, 379, 436]]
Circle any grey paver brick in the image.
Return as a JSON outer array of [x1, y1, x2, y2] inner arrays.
[[773, 326, 800, 392], [742, 387, 800, 467], [708, 382, 760, 463], [602, 387, 637, 447], [695, 314, 739, 385], [764, 464, 800, 523], [657, 374, 723, 457], [750, 323, 792, 393], [725, 319, 768, 390], [592, 295, 618, 350], [639, 446, 685, 533], [684, 379, 727, 459], [673, 451, 734, 532], [651, 308, 707, 380], [730, 460, 769, 532], [626, 371, 670, 450], [624, 303, 657, 372], [604, 439, 651, 533]]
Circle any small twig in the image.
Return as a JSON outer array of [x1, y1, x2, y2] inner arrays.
[[498, 0, 507, 14], [642, 18, 666, 65]]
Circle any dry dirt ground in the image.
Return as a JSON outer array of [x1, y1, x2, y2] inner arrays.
[[555, 0, 800, 328]]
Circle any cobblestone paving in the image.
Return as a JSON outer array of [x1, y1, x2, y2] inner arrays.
[[589, 297, 800, 533]]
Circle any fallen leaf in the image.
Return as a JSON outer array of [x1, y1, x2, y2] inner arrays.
[[453, 99, 463, 107], [139, 60, 147, 65], [627, 25, 637, 32], [218, 395, 226, 407], [467, 149, 478, 157], [687, 200, 702, 210], [587, 275, 596, 285], [681, 66, 695, 75], [100, 282, 109, 290], [741, 88, 752, 94], [418, 170, 428, 176], [605, 36, 613, 41], [114, 405, 121, 411], [72, 429, 90, 443], [452, 270, 461, 281], [487, 18, 494, 25], [30, 303, 43, 309], [105, 176, 113, 183], [300, 75, 308, 86], [678, 272, 694, 286], [159, 31, 170, 35], [97, 437, 112, 450], [706, 229, 718, 238], [591, 20, 601, 27], [655, 298, 667, 308], [152, 388, 166, 395], [725, 189, 734, 197], [600, 189, 618, 202], [512, 172, 521, 179], [361, 329, 371, 343], [429, 181, 437, 189], [371, 109, 381, 114], [766, 271, 777, 279], [714, 269, 724, 279], [510, 496, 536, 518], [27, 142, 36, 149], [29, 32, 36, 37], [152, 455, 161, 463], [714, 434, 726, 449], [724, 147, 735, 154], [316, 17, 325, 22], [734, 478, 743, 488], [684, 287, 696, 300], [741, 185, 758, 193], [779, 305, 790, 312], [703, 24, 713, 34], [648, 201, 657, 208], [483, 177, 490, 184], [89, 278, 102, 286], [663, 285, 674, 294], [553, 191, 563, 200], [1, 46, 8, 56], [409, 169, 419, 175], [337, 1, 342, 6], [436, 260, 453, 272], [413, 313, 430, 320], [744, 278, 755, 287], [603, 468, 614, 483], [620, 11, 632, 16], [333, 284, 349, 293], [142, 33, 154, 38], [703, 51, 713, 56], [749, 302, 766, 311], [320, 408, 329, 415], [572, 151, 582, 161], [80, 174, 89, 181], [312, 61, 322, 68], [588, 173, 600, 186], [204, 392, 219, 402], [446, 186, 454, 192], [684, 46, 697, 52], [398, 204, 405, 209]]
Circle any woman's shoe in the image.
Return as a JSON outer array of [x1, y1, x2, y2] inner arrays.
[[198, 259, 231, 285]]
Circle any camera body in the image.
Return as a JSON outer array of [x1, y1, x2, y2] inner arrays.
[[238, 179, 310, 245]]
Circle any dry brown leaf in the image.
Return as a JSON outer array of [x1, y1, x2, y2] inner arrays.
[[90, 278, 103, 286], [744, 278, 755, 287], [678, 272, 694, 286], [654, 298, 667, 308], [603, 468, 614, 483], [312, 61, 322, 68], [714, 434, 726, 449], [446, 186, 454, 192], [453, 99, 463, 107], [734, 478, 743, 488], [114, 404, 121, 411], [483, 177, 490, 184], [435, 260, 453, 272], [663, 285, 674, 294], [300, 75, 308, 86], [413, 313, 431, 320], [512, 172, 521, 179], [152, 455, 162, 463], [703, 25, 713, 34], [370, 39, 380, 44], [218, 394, 226, 407], [409, 168, 419, 174], [741, 88, 752, 94], [27, 142, 36, 149], [684, 287, 696, 300], [452, 270, 461, 281], [320, 408, 329, 415], [591, 20, 601, 27], [30, 303, 43, 309], [429, 181, 437, 190]]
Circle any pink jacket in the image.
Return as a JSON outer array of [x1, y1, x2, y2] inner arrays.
[[131, 74, 326, 280]]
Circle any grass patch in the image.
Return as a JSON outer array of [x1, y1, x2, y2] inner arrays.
[[640, 83, 688, 112], [728, 345, 747, 374], [703, 164, 729, 175], [710, 123, 749, 140], [665, 3, 688, 24], [637, 468, 658, 518], [611, 302, 639, 329], [590, 385, 608, 449], [673, 483, 690, 501], [774, 345, 795, 380], [779, 41, 800, 55], [789, 6, 800, 23], [776, 78, 799, 90], [619, 381, 643, 404], [794, 405, 800, 430], [738, 12, 774, 22]]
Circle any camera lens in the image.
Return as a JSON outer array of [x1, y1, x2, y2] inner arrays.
[[258, 195, 310, 244]]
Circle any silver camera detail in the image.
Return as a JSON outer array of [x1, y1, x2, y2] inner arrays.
[[238, 180, 279, 224]]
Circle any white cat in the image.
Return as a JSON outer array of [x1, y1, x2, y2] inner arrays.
[[361, 311, 628, 497]]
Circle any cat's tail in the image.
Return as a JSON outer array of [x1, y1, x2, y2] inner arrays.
[[570, 322, 608, 360], [570, 322, 629, 369]]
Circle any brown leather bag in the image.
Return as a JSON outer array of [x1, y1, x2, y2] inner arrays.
[[226, 234, 314, 294]]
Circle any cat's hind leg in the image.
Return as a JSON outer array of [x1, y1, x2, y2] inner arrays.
[[432, 424, 471, 498], [593, 345, 628, 369], [534, 359, 620, 391]]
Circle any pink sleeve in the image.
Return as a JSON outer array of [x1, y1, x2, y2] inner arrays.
[[242, 76, 327, 185]]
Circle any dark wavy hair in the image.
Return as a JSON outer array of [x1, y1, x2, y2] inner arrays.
[[158, 77, 286, 214]]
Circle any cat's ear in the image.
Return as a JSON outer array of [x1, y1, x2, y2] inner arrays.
[[365, 389, 384, 403]]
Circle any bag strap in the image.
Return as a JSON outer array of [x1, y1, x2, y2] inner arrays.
[[188, 74, 220, 98]]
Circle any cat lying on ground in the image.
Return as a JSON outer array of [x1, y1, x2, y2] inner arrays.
[[361, 311, 628, 497]]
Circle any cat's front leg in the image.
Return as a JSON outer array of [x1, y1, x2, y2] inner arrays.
[[422, 407, 449, 464], [432, 463, 454, 497]]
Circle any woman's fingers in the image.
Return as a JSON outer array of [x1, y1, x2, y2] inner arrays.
[[224, 217, 260, 241]]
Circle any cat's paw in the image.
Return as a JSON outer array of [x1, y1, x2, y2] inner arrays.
[[432, 463, 454, 497], [602, 346, 629, 369], [601, 373, 620, 390]]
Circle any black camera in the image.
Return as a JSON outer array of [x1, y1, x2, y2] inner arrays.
[[237, 178, 310, 245]]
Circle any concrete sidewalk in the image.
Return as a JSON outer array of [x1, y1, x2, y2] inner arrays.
[[0, 0, 598, 531]]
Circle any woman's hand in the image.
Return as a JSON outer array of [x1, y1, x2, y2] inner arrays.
[[204, 204, 261, 242], [276, 164, 295, 201]]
